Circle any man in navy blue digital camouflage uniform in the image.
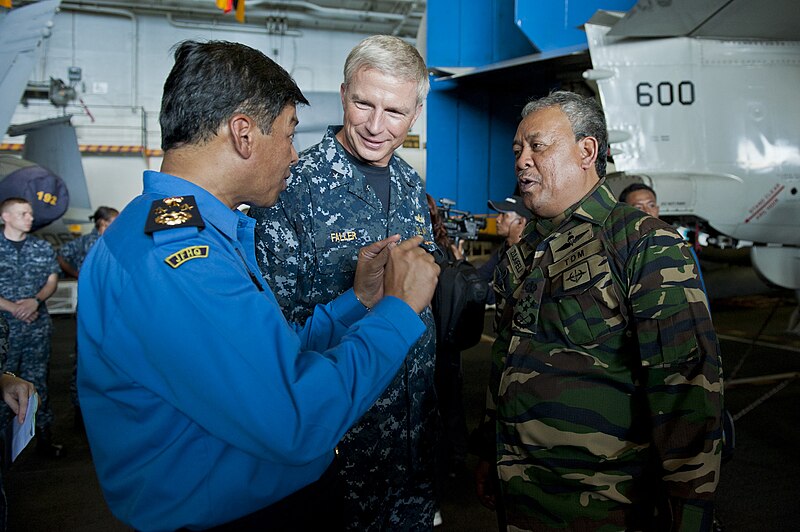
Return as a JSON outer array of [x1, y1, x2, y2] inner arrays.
[[0, 197, 61, 456], [250, 35, 437, 530], [57, 205, 118, 427]]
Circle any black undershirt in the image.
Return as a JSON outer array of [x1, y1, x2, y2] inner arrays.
[[3, 235, 25, 251], [343, 150, 391, 215]]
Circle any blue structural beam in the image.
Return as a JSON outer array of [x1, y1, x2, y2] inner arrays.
[[427, 0, 537, 214], [426, 80, 528, 215], [515, 0, 636, 52], [427, 0, 536, 69], [426, 0, 635, 215]]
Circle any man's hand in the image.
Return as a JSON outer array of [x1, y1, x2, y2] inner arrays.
[[507, 217, 527, 246], [12, 298, 39, 323], [451, 241, 464, 260], [384, 236, 439, 314], [0, 373, 36, 424], [475, 459, 497, 510], [353, 234, 402, 309]]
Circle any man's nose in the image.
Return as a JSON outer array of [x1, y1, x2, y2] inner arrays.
[[365, 110, 384, 134]]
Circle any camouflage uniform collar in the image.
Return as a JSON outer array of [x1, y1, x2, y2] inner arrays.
[[573, 178, 616, 224], [323, 126, 414, 190], [526, 178, 615, 241]]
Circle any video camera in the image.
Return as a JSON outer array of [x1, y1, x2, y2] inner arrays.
[[437, 198, 487, 243]]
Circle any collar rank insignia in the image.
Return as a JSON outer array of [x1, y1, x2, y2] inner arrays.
[[145, 195, 205, 234]]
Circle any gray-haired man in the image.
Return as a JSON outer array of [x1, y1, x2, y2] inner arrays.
[[249, 35, 436, 530]]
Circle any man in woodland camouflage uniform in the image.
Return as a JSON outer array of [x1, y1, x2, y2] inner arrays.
[[474, 91, 723, 531], [249, 35, 436, 529]]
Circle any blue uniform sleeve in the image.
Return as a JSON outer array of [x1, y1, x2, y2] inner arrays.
[[89, 239, 424, 466]]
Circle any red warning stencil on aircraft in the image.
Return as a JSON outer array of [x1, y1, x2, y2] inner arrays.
[[745, 184, 784, 223]]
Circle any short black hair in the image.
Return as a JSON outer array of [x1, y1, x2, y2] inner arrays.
[[90, 206, 119, 227], [160, 40, 309, 151], [619, 182, 656, 204]]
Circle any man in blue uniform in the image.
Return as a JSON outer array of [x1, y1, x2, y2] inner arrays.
[[0, 197, 61, 457], [77, 40, 439, 532], [249, 35, 437, 530]]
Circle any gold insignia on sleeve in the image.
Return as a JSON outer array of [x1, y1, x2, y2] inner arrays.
[[165, 245, 209, 268], [163, 196, 185, 206], [155, 210, 193, 226], [145, 195, 204, 234], [415, 214, 425, 224], [154, 197, 195, 226]]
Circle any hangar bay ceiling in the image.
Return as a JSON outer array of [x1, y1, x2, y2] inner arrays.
[[15, 0, 426, 39]]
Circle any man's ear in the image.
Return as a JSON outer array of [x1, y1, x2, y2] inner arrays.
[[229, 114, 256, 159], [578, 136, 599, 170], [408, 103, 423, 130]]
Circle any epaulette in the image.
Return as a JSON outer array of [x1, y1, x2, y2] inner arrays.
[[144, 196, 205, 234]]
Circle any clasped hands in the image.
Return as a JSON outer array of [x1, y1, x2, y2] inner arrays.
[[11, 298, 39, 324], [353, 235, 440, 314]]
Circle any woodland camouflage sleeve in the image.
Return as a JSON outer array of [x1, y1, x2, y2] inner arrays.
[[627, 226, 723, 530]]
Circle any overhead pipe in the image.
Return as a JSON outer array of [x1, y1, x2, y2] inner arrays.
[[390, 0, 419, 36], [249, 0, 422, 22], [166, 12, 303, 36], [55, 0, 422, 26], [58, 0, 423, 37]]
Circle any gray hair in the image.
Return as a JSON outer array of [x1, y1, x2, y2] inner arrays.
[[343, 35, 429, 106], [521, 91, 608, 177]]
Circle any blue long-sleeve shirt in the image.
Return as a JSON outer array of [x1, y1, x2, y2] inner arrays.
[[77, 171, 424, 531]]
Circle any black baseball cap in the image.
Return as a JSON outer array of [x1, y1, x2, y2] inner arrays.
[[487, 195, 532, 219]]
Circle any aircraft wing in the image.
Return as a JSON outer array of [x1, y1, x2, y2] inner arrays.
[[0, 0, 61, 137], [587, 2, 800, 288], [607, 0, 800, 40]]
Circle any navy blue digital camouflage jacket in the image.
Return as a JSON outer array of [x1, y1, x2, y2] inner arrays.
[[58, 228, 100, 273], [249, 126, 437, 529]]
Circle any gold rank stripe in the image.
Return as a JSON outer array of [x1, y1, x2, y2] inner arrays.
[[547, 239, 603, 278], [165, 246, 209, 268]]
